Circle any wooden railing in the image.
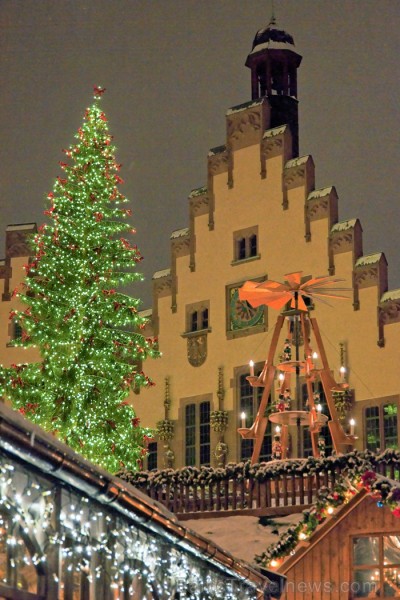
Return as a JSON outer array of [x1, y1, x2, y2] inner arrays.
[[121, 451, 400, 520], [141, 471, 338, 520]]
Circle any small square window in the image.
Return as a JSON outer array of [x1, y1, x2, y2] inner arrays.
[[185, 301, 210, 333], [232, 226, 259, 263]]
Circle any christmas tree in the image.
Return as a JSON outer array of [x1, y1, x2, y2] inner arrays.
[[2, 87, 158, 473]]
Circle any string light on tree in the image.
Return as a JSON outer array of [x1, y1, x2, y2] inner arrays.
[[1, 88, 159, 473]]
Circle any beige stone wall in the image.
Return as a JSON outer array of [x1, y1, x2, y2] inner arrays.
[[135, 105, 399, 467]]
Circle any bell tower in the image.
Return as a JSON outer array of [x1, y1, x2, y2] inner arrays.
[[245, 18, 302, 156]]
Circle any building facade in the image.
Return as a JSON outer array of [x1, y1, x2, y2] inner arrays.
[[1, 21, 399, 470]]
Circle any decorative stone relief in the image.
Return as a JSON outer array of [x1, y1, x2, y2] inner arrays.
[[187, 333, 207, 367], [190, 195, 209, 217], [154, 277, 172, 297], [330, 231, 354, 254], [354, 266, 378, 288], [262, 136, 283, 159], [171, 236, 190, 258], [208, 152, 228, 176], [227, 110, 261, 142], [379, 300, 400, 325], [284, 166, 305, 189], [307, 197, 329, 220], [6, 230, 34, 258]]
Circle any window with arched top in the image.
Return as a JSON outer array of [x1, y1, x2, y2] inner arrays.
[[185, 302, 210, 334], [232, 226, 259, 264]]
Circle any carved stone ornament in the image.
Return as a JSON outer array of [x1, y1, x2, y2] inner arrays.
[[187, 333, 207, 367], [330, 231, 353, 254], [190, 194, 209, 216], [208, 152, 228, 176], [380, 300, 400, 325], [227, 110, 261, 141], [354, 266, 378, 288], [306, 197, 329, 221], [284, 166, 305, 189], [261, 136, 283, 159], [6, 231, 32, 258]]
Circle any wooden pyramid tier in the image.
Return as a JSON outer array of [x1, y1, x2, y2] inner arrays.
[[237, 273, 356, 464]]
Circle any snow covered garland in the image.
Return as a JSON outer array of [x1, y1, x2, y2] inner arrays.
[[255, 466, 400, 569], [119, 450, 400, 570]]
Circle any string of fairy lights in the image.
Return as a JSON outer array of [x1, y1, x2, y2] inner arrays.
[[0, 454, 259, 599]]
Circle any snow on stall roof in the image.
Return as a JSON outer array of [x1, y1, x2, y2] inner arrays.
[[189, 186, 207, 198], [6, 223, 36, 231], [263, 125, 287, 138], [139, 308, 152, 319], [285, 155, 310, 169], [183, 513, 302, 566], [381, 289, 400, 303], [152, 268, 171, 280], [170, 227, 189, 240], [307, 186, 334, 201], [355, 253, 383, 267], [226, 99, 263, 116], [331, 218, 358, 232]]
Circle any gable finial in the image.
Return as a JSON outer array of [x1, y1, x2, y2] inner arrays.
[[270, 0, 276, 25]]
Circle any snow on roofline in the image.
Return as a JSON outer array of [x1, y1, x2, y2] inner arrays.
[[189, 186, 207, 198], [226, 98, 264, 116], [153, 268, 171, 280], [250, 41, 300, 54], [263, 125, 288, 138], [355, 253, 384, 267], [171, 228, 189, 240], [6, 223, 36, 231], [208, 145, 226, 157], [307, 186, 335, 200], [139, 308, 152, 318], [331, 219, 358, 232], [381, 289, 400, 303], [285, 155, 310, 169]]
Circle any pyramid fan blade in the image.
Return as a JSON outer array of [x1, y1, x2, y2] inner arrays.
[[285, 271, 303, 287], [256, 280, 289, 292]]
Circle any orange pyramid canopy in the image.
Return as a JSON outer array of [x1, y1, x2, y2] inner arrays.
[[239, 272, 349, 312]]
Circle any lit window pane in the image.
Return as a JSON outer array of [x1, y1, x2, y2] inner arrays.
[[384, 404, 398, 449], [384, 536, 400, 565], [365, 407, 380, 451], [352, 569, 380, 597], [383, 568, 400, 597], [353, 537, 379, 565]]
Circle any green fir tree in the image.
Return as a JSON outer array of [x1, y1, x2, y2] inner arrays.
[[2, 87, 158, 473]]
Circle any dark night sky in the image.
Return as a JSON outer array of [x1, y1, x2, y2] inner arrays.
[[0, 0, 399, 308]]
